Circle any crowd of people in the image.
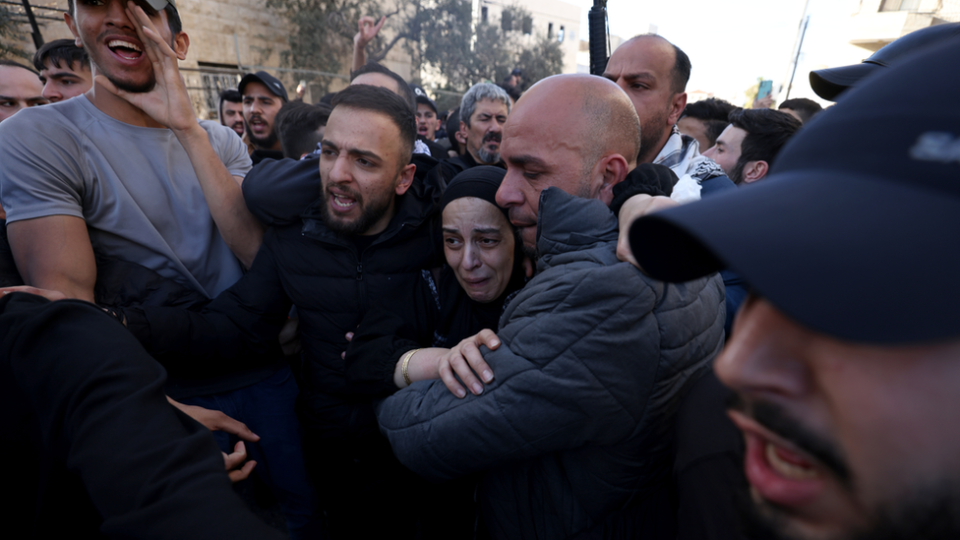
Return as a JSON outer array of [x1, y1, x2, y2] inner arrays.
[[0, 0, 958, 539]]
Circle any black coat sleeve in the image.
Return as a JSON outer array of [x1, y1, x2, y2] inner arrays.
[[0, 294, 285, 540], [343, 271, 440, 396], [609, 163, 675, 215], [242, 156, 320, 227], [123, 228, 292, 379]]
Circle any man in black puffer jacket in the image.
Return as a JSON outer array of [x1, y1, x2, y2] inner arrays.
[[120, 85, 443, 539]]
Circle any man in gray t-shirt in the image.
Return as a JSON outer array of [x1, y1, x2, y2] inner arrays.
[[0, 95, 249, 297], [0, 1, 323, 536]]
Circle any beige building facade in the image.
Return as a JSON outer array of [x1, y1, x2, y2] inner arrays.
[[474, 0, 582, 74], [849, 0, 960, 51]]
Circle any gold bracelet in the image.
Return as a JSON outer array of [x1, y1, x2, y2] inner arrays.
[[401, 348, 422, 386]]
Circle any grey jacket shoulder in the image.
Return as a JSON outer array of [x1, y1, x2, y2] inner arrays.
[[375, 188, 726, 538]]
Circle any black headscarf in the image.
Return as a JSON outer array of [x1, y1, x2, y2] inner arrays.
[[433, 167, 527, 347]]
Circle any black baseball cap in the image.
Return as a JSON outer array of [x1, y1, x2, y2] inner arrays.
[[144, 0, 175, 9], [810, 22, 960, 101], [629, 36, 960, 345], [409, 84, 437, 114], [239, 71, 289, 102]]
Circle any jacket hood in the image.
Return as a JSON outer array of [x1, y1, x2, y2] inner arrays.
[[535, 187, 618, 263]]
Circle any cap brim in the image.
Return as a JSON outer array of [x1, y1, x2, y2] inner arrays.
[[809, 62, 878, 101], [144, 0, 170, 11], [630, 173, 960, 344], [415, 96, 438, 111]]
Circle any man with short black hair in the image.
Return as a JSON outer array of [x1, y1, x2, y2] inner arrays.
[[239, 70, 288, 163], [32, 39, 92, 103], [115, 84, 445, 539], [704, 108, 801, 184], [219, 88, 244, 137], [678, 97, 736, 151], [275, 100, 330, 159], [778, 97, 822, 123], [0, 60, 47, 123], [604, 34, 733, 202]]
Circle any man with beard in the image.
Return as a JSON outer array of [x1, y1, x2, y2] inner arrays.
[[239, 71, 288, 164], [430, 83, 510, 187], [98, 84, 448, 539], [626, 37, 960, 540], [0, 1, 324, 537], [219, 88, 244, 137], [703, 108, 801, 185], [604, 35, 734, 202]]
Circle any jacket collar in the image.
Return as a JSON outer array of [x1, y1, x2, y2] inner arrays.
[[534, 187, 618, 263]]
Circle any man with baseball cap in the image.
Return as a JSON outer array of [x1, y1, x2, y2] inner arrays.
[[627, 37, 960, 540], [410, 83, 447, 159], [239, 70, 288, 164]]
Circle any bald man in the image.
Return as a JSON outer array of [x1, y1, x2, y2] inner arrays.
[[604, 35, 734, 202], [376, 74, 726, 540]]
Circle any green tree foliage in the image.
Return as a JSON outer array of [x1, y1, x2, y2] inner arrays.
[[266, 0, 564, 93], [0, 4, 30, 60]]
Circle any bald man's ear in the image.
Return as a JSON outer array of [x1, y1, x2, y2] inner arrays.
[[668, 92, 687, 127], [595, 153, 631, 206]]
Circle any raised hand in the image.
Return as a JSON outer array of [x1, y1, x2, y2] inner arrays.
[[96, 2, 196, 133], [354, 15, 386, 48]]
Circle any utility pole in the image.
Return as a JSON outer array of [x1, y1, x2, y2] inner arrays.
[[20, 0, 44, 49], [785, 15, 810, 100]]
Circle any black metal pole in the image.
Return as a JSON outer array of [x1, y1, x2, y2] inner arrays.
[[588, 0, 608, 76], [20, 0, 44, 49], [785, 16, 809, 101]]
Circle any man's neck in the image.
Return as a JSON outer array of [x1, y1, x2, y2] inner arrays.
[[637, 129, 674, 165], [86, 77, 165, 129], [255, 141, 283, 152], [465, 148, 486, 166]]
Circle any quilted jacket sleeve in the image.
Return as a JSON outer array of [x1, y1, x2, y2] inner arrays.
[[375, 259, 664, 482]]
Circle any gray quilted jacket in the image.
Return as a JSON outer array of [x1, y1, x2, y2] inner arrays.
[[376, 188, 726, 539]]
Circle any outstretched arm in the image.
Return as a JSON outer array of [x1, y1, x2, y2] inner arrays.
[[98, 4, 263, 268], [0, 294, 284, 539]]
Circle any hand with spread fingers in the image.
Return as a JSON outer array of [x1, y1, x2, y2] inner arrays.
[[96, 2, 196, 134]]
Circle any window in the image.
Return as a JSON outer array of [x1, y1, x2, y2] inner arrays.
[[501, 10, 513, 31], [481, 6, 488, 23], [522, 15, 532, 35], [195, 62, 242, 120], [879, 0, 922, 12], [558, 25, 565, 43], [548, 22, 553, 39]]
